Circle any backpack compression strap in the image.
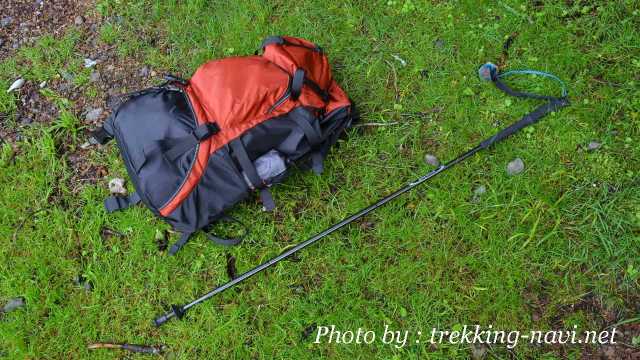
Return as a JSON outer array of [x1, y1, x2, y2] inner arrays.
[[104, 192, 142, 213], [168, 216, 248, 255]]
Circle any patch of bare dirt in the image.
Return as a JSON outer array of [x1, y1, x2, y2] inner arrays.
[[0, 0, 89, 61], [1, 2, 164, 191], [524, 284, 640, 359]]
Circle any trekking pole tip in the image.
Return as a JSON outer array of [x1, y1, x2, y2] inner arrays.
[[153, 304, 185, 327]]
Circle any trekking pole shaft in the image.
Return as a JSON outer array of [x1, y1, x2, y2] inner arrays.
[[183, 145, 483, 312], [155, 97, 567, 325]]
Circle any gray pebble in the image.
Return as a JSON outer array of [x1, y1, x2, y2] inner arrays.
[[2, 297, 25, 313], [85, 107, 103, 122], [587, 141, 601, 151], [83, 58, 97, 68], [139, 66, 150, 77], [74, 16, 84, 25], [105, 95, 121, 111], [471, 185, 486, 203], [434, 39, 445, 49], [471, 343, 488, 359], [108, 178, 127, 195], [89, 71, 101, 83], [20, 116, 33, 125], [60, 70, 75, 82], [506, 158, 525, 176], [73, 275, 93, 292], [424, 154, 440, 167], [0, 16, 13, 28], [7, 78, 25, 93], [111, 15, 124, 24]]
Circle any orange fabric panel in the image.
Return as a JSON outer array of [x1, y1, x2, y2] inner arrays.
[[263, 36, 332, 89]]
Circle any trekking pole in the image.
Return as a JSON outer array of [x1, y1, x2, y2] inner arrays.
[[154, 64, 569, 327]]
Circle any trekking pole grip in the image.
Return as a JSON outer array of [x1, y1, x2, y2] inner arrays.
[[480, 97, 569, 149]]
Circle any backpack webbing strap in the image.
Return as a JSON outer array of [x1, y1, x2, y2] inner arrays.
[[303, 78, 330, 102], [230, 139, 276, 211], [258, 36, 323, 53], [260, 36, 285, 50], [290, 68, 329, 103], [169, 231, 193, 255], [480, 97, 569, 149], [104, 192, 141, 213], [204, 215, 248, 246], [155, 122, 220, 162], [291, 69, 305, 100], [90, 126, 113, 145], [291, 108, 324, 174]]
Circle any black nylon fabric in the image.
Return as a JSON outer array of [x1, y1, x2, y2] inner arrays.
[[108, 88, 198, 212]]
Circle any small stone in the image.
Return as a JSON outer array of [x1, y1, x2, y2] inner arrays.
[[470, 343, 488, 359], [155, 229, 168, 251], [111, 15, 124, 24], [89, 71, 100, 83], [85, 107, 103, 122], [139, 66, 150, 77], [587, 141, 601, 151], [391, 54, 407, 67], [80, 141, 92, 149], [73, 275, 93, 292], [474, 185, 487, 195], [150, 70, 157, 77], [108, 178, 127, 195], [506, 158, 525, 176], [424, 154, 440, 167], [20, 116, 33, 125], [39, 81, 47, 88], [105, 95, 121, 111], [0, 16, 13, 28], [83, 58, 97, 68], [74, 16, 84, 25], [7, 78, 25, 93], [0, 38, 4, 47], [472, 184, 487, 203], [2, 297, 25, 313], [60, 70, 75, 82], [434, 39, 445, 49]]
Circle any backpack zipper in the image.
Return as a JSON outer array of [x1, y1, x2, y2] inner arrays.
[[157, 86, 200, 212], [268, 89, 291, 114]]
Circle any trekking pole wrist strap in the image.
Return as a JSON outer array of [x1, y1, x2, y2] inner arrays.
[[480, 97, 569, 149]]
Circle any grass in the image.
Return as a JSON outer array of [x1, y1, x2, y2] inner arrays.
[[1, 0, 639, 358]]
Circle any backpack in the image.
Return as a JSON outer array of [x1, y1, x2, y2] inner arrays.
[[91, 36, 356, 255]]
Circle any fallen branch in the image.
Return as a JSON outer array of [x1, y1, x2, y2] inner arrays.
[[352, 122, 399, 127], [88, 343, 165, 355]]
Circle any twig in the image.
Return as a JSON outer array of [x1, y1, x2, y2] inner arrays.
[[384, 60, 399, 102], [12, 208, 48, 243], [353, 122, 399, 127], [88, 343, 165, 355], [498, 32, 519, 68]]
